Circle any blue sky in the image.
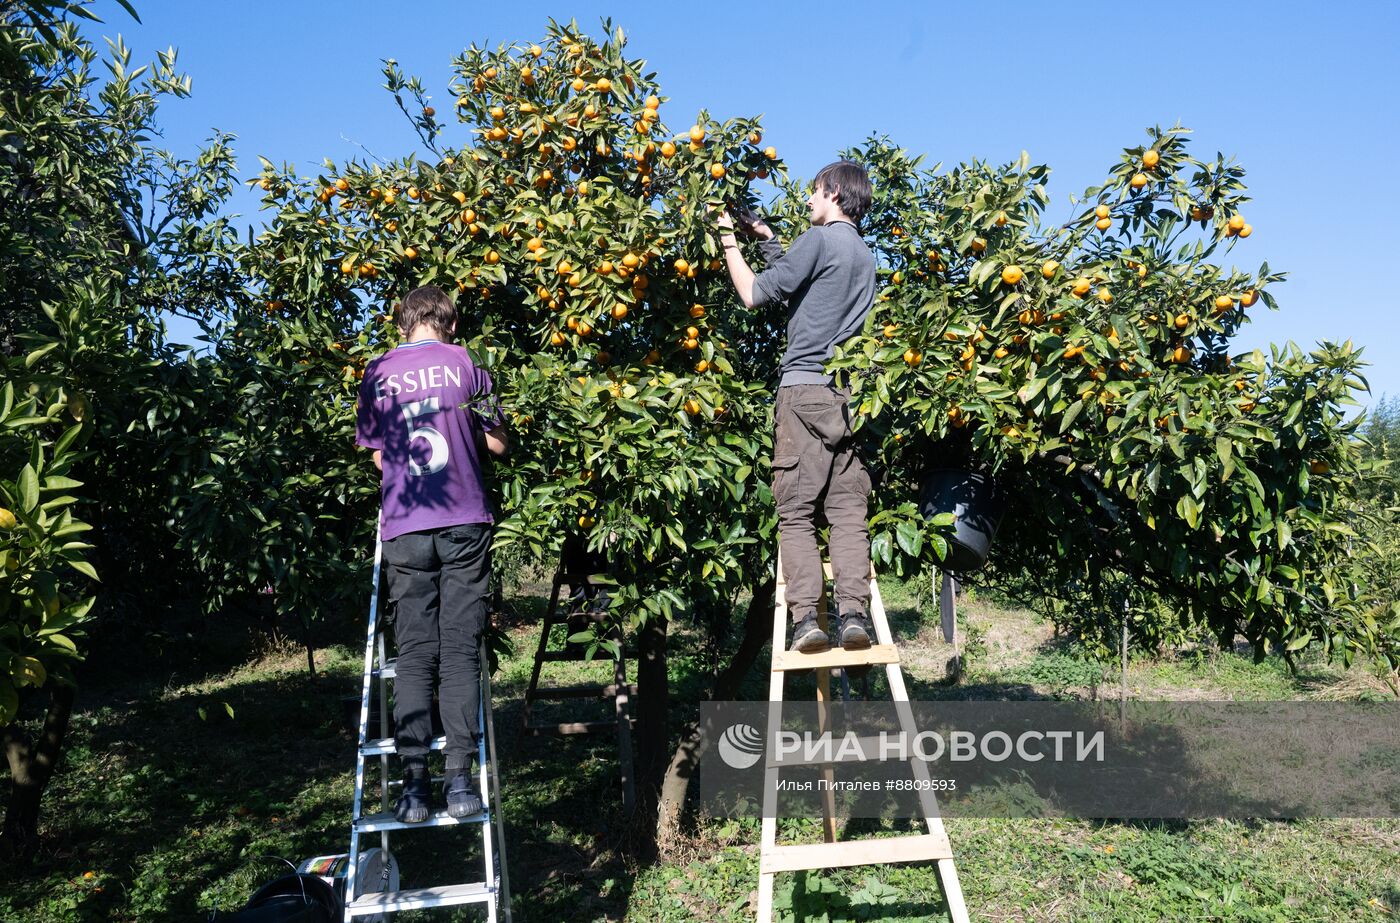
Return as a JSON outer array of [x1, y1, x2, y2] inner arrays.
[[81, 0, 1398, 408]]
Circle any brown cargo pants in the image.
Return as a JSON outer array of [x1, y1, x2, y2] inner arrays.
[[771, 384, 872, 624]]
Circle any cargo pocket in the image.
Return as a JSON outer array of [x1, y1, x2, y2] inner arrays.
[[771, 455, 801, 514], [793, 401, 852, 452], [853, 458, 872, 496]]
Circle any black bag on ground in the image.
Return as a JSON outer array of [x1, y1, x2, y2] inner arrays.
[[206, 871, 339, 922]]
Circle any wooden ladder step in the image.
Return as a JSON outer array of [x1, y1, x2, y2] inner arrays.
[[771, 644, 899, 672], [522, 718, 624, 736], [760, 832, 953, 874], [529, 682, 633, 700], [537, 649, 612, 663]]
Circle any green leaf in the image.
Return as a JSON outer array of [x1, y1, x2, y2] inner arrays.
[[895, 520, 923, 558], [1059, 400, 1083, 434], [16, 656, 46, 688], [53, 423, 84, 457], [18, 464, 39, 512], [870, 532, 892, 565], [1017, 375, 1047, 405], [66, 559, 99, 582], [45, 633, 77, 653], [39, 596, 95, 636], [24, 342, 59, 368], [1214, 436, 1232, 466], [113, 0, 143, 23]]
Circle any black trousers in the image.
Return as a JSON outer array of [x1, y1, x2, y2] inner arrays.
[[381, 522, 492, 770]]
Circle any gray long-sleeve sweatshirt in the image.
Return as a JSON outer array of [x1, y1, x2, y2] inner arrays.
[[752, 220, 877, 387]]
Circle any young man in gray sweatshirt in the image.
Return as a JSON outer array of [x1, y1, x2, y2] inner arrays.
[[717, 161, 878, 654]]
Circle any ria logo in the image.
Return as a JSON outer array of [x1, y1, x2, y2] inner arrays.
[[717, 723, 764, 770]]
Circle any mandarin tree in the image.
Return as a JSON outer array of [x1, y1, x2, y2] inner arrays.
[[828, 129, 1395, 669], [228, 20, 801, 838]]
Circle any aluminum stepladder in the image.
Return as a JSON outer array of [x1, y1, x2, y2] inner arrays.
[[344, 532, 513, 921], [520, 560, 636, 814], [756, 555, 970, 923]]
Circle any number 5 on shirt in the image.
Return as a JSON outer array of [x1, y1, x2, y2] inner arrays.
[[401, 397, 448, 476]]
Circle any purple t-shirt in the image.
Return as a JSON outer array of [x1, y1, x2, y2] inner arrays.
[[355, 340, 504, 541]]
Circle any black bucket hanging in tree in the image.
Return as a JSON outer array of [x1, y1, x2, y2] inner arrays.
[[916, 468, 1005, 680], [917, 468, 1005, 572]]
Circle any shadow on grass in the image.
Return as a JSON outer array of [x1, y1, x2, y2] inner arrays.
[[489, 694, 636, 922], [333, 610, 734, 921], [729, 604, 1045, 706], [0, 664, 362, 922], [1032, 627, 1083, 657], [2, 652, 662, 921]]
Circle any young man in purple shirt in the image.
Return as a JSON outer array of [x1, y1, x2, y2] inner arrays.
[[356, 285, 509, 822]]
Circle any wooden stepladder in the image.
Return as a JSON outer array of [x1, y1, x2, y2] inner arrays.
[[756, 557, 970, 923], [521, 559, 637, 813]]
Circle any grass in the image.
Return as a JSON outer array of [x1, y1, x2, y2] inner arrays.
[[2, 577, 1398, 921]]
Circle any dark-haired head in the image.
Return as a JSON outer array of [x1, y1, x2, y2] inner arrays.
[[812, 160, 872, 225], [394, 285, 458, 339]]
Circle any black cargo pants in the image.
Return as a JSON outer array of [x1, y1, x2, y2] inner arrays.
[[381, 522, 492, 771]]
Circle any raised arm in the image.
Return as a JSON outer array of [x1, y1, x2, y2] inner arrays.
[[720, 211, 823, 310], [717, 209, 778, 309]]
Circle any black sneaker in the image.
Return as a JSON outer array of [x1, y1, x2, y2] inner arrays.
[[395, 772, 431, 823], [790, 615, 831, 654], [838, 613, 872, 651], [443, 770, 483, 819]]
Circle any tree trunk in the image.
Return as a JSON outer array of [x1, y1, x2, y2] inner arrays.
[[627, 613, 669, 859], [2, 683, 77, 862], [710, 576, 777, 703], [656, 575, 777, 846]]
